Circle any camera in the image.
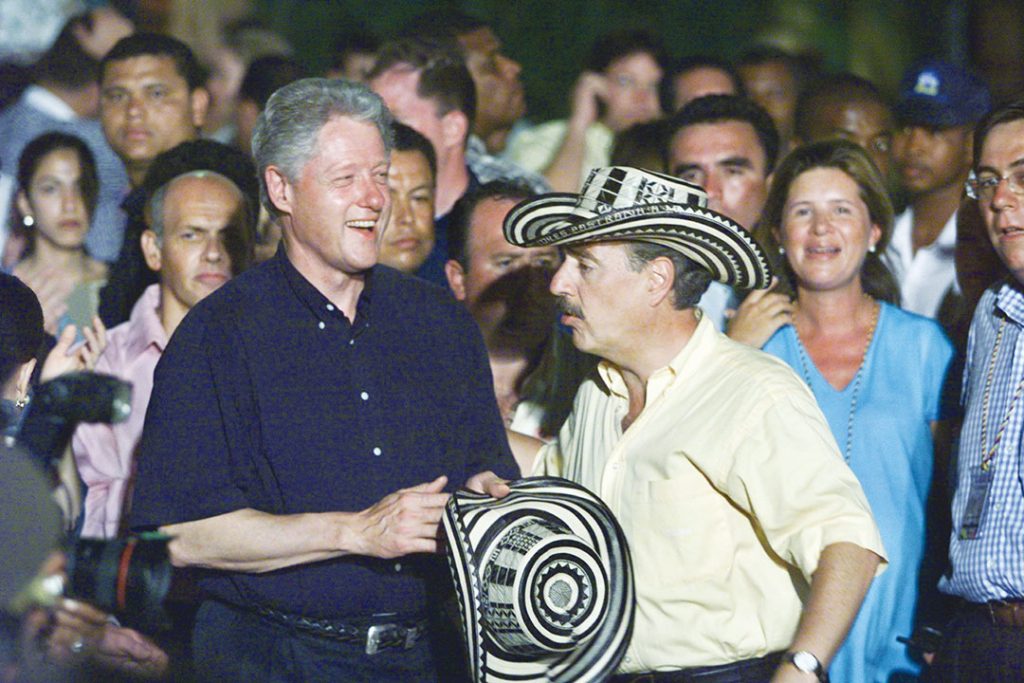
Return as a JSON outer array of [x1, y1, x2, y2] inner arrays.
[[7, 372, 172, 629]]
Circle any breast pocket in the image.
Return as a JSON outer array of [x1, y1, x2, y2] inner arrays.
[[633, 469, 734, 588]]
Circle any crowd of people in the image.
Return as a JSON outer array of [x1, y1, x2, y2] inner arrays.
[[1, 3, 1022, 682]]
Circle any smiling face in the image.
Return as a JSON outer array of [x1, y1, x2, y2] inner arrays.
[[977, 119, 1024, 285], [670, 120, 769, 230], [17, 148, 91, 251], [380, 149, 435, 274], [603, 52, 663, 133], [270, 116, 390, 280], [100, 55, 207, 185], [549, 241, 648, 361], [777, 167, 880, 296]]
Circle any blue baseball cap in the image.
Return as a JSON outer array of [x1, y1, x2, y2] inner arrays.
[[896, 60, 991, 128]]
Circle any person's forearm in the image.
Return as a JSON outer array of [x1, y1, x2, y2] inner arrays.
[[781, 542, 881, 673], [161, 508, 362, 573], [542, 122, 590, 192]]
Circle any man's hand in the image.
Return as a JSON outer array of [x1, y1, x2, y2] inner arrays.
[[352, 476, 451, 558], [726, 279, 794, 348], [93, 624, 169, 679], [465, 470, 511, 499]]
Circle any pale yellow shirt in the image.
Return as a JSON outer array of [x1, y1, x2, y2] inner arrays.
[[505, 119, 613, 189], [535, 315, 886, 672]]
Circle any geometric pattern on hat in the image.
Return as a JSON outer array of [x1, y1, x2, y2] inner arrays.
[[442, 477, 635, 683], [504, 166, 772, 289]]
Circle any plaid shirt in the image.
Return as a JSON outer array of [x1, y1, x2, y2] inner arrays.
[[465, 135, 550, 194], [942, 282, 1024, 602]]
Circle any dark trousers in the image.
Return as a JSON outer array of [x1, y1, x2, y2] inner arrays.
[[926, 608, 1024, 683], [610, 652, 784, 683], [191, 601, 439, 683]]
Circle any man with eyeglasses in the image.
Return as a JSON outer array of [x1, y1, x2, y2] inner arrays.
[[929, 99, 1024, 682], [887, 61, 990, 324]]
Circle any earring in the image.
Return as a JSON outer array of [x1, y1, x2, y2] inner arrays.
[[778, 246, 786, 255], [868, 244, 876, 253], [22, 215, 33, 227], [15, 394, 28, 409]]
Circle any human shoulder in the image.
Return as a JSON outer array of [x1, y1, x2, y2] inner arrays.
[[879, 302, 954, 351]]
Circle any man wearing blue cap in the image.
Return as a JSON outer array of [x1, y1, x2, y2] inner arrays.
[[887, 60, 990, 325]]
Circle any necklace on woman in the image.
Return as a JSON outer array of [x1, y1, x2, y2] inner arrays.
[[793, 299, 879, 463]]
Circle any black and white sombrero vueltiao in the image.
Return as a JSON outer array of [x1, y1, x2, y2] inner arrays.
[[442, 477, 635, 683], [503, 166, 772, 289]]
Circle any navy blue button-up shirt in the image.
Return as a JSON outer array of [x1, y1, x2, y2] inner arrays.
[[130, 247, 517, 618]]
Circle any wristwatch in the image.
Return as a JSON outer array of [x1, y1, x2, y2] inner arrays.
[[784, 650, 826, 681]]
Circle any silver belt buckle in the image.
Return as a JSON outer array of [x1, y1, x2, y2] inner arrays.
[[365, 623, 419, 655]]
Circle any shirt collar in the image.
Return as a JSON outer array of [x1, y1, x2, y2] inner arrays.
[[274, 244, 375, 330], [124, 284, 169, 359], [596, 310, 713, 401], [23, 85, 76, 121], [996, 280, 1024, 327]]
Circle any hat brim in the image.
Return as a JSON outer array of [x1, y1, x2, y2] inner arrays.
[[504, 194, 772, 289], [443, 477, 635, 683]]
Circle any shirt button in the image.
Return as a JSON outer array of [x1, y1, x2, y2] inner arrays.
[[373, 447, 382, 456], [394, 562, 402, 572], [317, 321, 325, 330], [326, 304, 335, 311], [349, 339, 355, 346], [360, 391, 369, 401]]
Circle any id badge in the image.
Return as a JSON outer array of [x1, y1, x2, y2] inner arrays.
[[959, 467, 994, 540]]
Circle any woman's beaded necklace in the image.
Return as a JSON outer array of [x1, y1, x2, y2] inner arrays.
[[793, 300, 879, 463]]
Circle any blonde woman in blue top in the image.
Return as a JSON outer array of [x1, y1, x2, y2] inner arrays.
[[729, 140, 954, 682]]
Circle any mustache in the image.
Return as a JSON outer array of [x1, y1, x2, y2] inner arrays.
[[556, 296, 584, 320]]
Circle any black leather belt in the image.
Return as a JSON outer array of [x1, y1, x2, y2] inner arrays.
[[253, 605, 426, 655]]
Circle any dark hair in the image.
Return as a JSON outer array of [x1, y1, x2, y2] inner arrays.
[[794, 73, 890, 143], [737, 45, 812, 92], [18, 132, 99, 219], [447, 180, 534, 267], [329, 31, 380, 72], [610, 120, 668, 172], [587, 29, 667, 73], [239, 55, 307, 109], [756, 139, 899, 304], [32, 13, 98, 89], [100, 33, 205, 91], [140, 140, 259, 251], [401, 9, 488, 41], [369, 37, 477, 127], [667, 94, 780, 173], [625, 243, 712, 309], [973, 97, 1024, 169], [393, 122, 437, 180], [662, 55, 743, 113], [0, 274, 44, 386]]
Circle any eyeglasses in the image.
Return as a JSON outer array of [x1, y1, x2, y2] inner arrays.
[[965, 169, 1024, 202]]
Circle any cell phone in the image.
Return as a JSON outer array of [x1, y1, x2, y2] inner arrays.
[[897, 625, 943, 653]]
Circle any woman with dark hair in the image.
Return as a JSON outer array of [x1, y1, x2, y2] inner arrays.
[[729, 140, 954, 682], [12, 132, 107, 335]]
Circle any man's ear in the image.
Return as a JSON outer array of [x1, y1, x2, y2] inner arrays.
[[264, 166, 293, 217], [141, 229, 162, 272], [647, 255, 675, 307], [440, 109, 469, 151], [445, 259, 467, 300], [190, 87, 211, 129]]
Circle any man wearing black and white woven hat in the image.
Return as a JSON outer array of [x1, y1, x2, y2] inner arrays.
[[506, 166, 887, 683]]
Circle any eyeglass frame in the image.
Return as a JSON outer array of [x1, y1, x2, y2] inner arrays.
[[965, 167, 1024, 202]]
